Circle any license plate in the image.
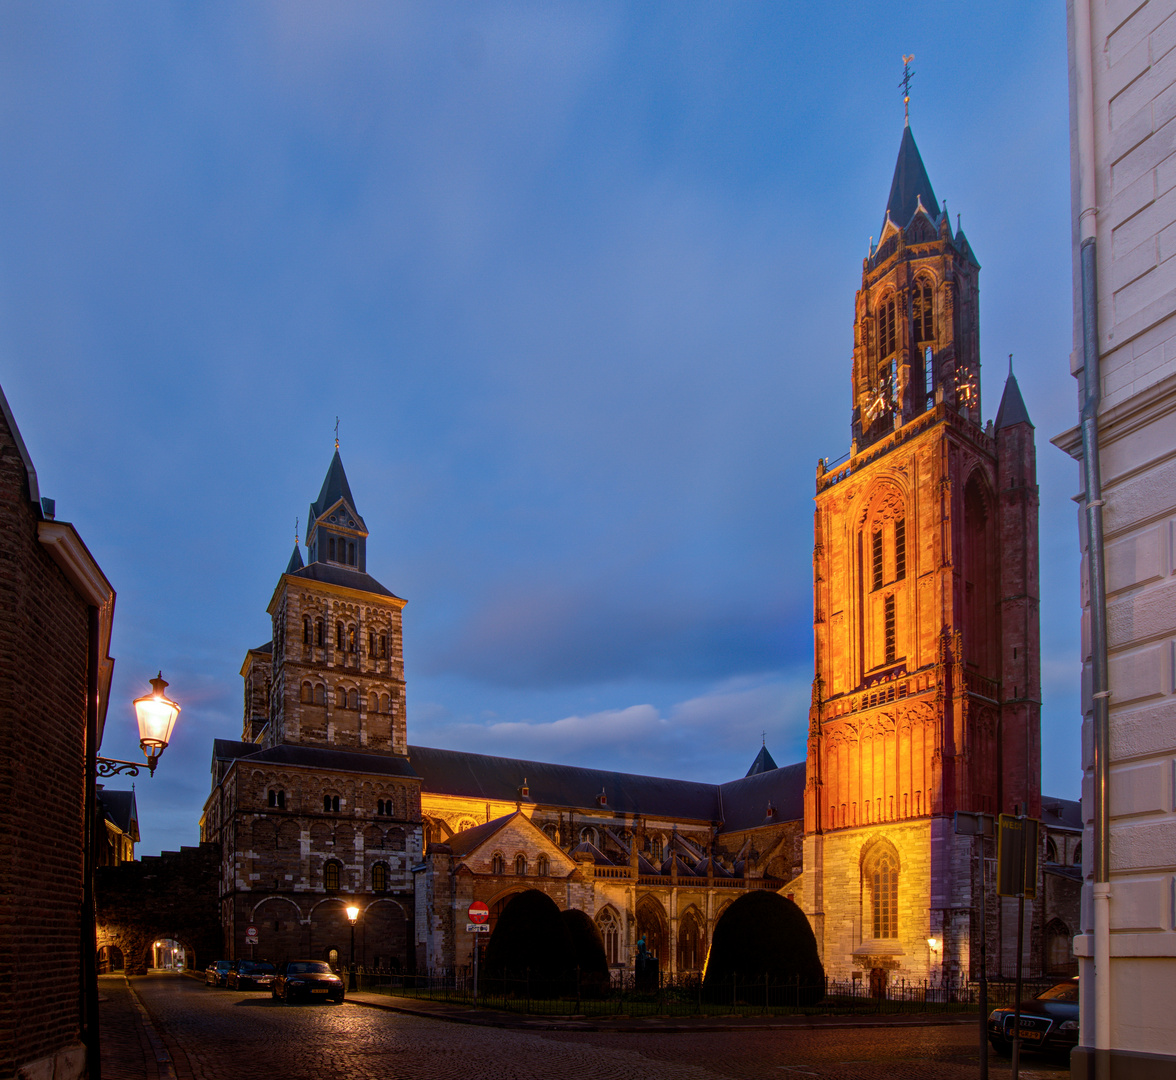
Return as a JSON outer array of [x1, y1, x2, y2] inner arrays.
[[312, 988, 328, 994], [1019, 1029, 1043, 1041]]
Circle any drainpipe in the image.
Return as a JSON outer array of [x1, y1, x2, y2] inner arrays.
[[1073, 0, 1112, 1067]]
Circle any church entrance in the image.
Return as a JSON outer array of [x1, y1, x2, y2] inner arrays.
[[869, 966, 888, 998]]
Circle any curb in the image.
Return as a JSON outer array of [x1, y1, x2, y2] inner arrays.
[[344, 994, 981, 1033]]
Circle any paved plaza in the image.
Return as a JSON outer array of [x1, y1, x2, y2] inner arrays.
[[99, 973, 1071, 1080]]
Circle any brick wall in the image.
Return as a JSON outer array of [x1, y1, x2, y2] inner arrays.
[[0, 400, 89, 1080]]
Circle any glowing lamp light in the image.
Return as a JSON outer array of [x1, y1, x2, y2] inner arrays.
[[133, 673, 181, 773], [927, 937, 940, 950], [346, 905, 359, 924]]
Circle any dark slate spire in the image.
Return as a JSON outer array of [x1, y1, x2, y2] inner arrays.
[[285, 543, 304, 574], [884, 125, 939, 233], [995, 370, 1033, 430], [745, 744, 778, 777], [310, 450, 362, 525]]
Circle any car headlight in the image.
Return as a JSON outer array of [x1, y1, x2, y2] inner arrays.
[[989, 1010, 1009, 1021], [1059, 1020, 1079, 1031], [287, 979, 305, 987]]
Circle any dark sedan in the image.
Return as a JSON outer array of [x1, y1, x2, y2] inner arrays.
[[227, 959, 276, 991], [205, 960, 233, 987], [270, 960, 345, 1004], [989, 977, 1079, 1056]]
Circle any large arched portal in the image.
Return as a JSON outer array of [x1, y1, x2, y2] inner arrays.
[[635, 895, 667, 965]]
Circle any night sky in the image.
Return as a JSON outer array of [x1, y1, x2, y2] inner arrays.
[[0, 4, 1081, 856]]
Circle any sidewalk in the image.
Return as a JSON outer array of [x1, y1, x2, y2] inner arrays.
[[344, 990, 982, 1033], [97, 973, 177, 1080]]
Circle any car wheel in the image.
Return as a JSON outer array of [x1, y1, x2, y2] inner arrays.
[[990, 1037, 1011, 1058]]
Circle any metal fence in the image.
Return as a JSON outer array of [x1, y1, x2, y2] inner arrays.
[[350, 968, 1061, 1018]]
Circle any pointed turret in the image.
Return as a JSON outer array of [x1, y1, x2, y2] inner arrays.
[[883, 125, 940, 233], [310, 449, 364, 528], [284, 543, 304, 574], [995, 371, 1033, 430], [305, 449, 369, 571], [745, 744, 778, 777]]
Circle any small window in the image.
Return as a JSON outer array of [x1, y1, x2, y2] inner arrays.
[[913, 279, 934, 342], [324, 860, 341, 891], [515, 854, 527, 876], [651, 837, 663, 862], [328, 537, 336, 562], [303, 617, 312, 644], [491, 853, 505, 875], [380, 693, 390, 713], [323, 794, 339, 813], [368, 631, 376, 656], [268, 789, 277, 808], [315, 619, 324, 647], [301, 681, 312, 703], [895, 518, 906, 581], [537, 855, 549, 877], [872, 529, 883, 590], [336, 622, 344, 649], [336, 687, 346, 708], [349, 689, 359, 710], [372, 863, 388, 893], [314, 684, 325, 705], [369, 692, 379, 713], [348, 627, 357, 654], [379, 634, 387, 657], [884, 594, 896, 664]]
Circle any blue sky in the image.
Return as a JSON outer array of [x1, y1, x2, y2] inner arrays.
[[0, 4, 1082, 856]]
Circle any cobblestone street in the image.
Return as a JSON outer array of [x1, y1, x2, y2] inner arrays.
[[100, 974, 1071, 1080]]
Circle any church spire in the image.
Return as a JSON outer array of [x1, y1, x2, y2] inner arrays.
[[305, 449, 369, 572], [883, 124, 940, 234]]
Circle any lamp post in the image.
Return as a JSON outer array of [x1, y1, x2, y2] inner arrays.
[[346, 904, 360, 992], [84, 674, 180, 1080]]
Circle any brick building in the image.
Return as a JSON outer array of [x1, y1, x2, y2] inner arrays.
[[0, 381, 115, 1080]]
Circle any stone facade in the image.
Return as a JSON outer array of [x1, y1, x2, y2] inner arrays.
[[803, 122, 1044, 989], [1060, 1, 1176, 1071], [0, 382, 115, 1080]]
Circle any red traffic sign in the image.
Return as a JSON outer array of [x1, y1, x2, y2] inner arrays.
[[467, 901, 489, 924], [245, 925, 258, 942]]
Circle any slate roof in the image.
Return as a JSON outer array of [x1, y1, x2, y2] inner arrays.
[[310, 450, 365, 529], [407, 744, 726, 822], [447, 813, 518, 859], [571, 840, 615, 866], [1041, 795, 1082, 831], [252, 642, 273, 655], [995, 372, 1033, 430], [718, 761, 807, 833], [884, 124, 940, 233], [285, 544, 305, 573], [211, 738, 418, 779], [97, 788, 138, 836], [745, 745, 778, 776], [288, 560, 402, 599]]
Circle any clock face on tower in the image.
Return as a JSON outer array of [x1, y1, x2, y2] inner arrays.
[[864, 375, 895, 423]]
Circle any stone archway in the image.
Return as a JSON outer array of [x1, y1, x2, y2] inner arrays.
[[361, 898, 409, 973], [635, 895, 667, 963]]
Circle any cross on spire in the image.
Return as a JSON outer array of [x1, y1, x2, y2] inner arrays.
[[900, 54, 915, 123], [334, 416, 340, 450], [295, 516, 299, 545]]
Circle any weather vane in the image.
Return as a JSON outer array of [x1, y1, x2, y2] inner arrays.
[[334, 416, 340, 450], [900, 54, 915, 121], [295, 516, 299, 545]]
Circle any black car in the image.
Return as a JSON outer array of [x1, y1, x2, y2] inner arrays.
[[227, 959, 276, 991], [271, 960, 345, 1004], [989, 977, 1080, 1056], [205, 960, 233, 987]]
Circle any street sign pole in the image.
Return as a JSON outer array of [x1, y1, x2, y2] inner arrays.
[[473, 934, 478, 1009], [996, 807, 1039, 1080], [954, 811, 994, 1080]]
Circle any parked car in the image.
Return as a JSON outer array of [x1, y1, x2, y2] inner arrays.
[[988, 977, 1079, 1057], [205, 960, 233, 987], [227, 959, 277, 991], [270, 960, 345, 1004]]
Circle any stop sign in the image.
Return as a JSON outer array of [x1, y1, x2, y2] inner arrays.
[[468, 901, 489, 924]]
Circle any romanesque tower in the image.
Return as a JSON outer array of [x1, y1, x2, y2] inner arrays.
[[801, 121, 1040, 987], [242, 449, 409, 754]]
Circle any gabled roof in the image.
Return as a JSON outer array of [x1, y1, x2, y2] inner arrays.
[[718, 761, 806, 833], [745, 744, 778, 777], [310, 450, 365, 530], [571, 840, 615, 866], [210, 738, 419, 779], [97, 788, 139, 839], [884, 124, 940, 234], [285, 544, 304, 573], [287, 561, 402, 600], [447, 813, 518, 859], [406, 744, 721, 821], [1041, 795, 1082, 831], [995, 372, 1033, 430]]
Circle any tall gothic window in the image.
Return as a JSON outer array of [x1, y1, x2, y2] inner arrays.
[[597, 907, 621, 965], [324, 860, 341, 892], [913, 278, 934, 342], [884, 594, 896, 664], [336, 622, 344, 649], [878, 298, 897, 359], [871, 850, 899, 939], [328, 537, 336, 561], [872, 529, 884, 590], [303, 617, 311, 644], [372, 863, 388, 893], [315, 619, 324, 646], [895, 518, 906, 580]]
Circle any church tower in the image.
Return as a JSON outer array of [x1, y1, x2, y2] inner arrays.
[[243, 449, 409, 755], [801, 121, 1040, 987]]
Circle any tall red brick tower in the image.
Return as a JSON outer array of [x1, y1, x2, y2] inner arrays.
[[800, 121, 1040, 987]]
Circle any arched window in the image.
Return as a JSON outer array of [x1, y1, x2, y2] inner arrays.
[[543, 823, 558, 843], [324, 860, 341, 891], [372, 863, 388, 893], [1073, 842, 1082, 867], [872, 528, 884, 590], [597, 907, 621, 966], [349, 689, 359, 710], [380, 694, 390, 713], [491, 852, 505, 875], [315, 619, 324, 647], [536, 855, 549, 877], [377, 799, 385, 816], [323, 794, 339, 813], [913, 278, 934, 342], [328, 537, 336, 562], [895, 518, 907, 580], [303, 617, 312, 644], [336, 687, 346, 708], [369, 692, 379, 713], [301, 681, 313, 703], [515, 854, 527, 876], [368, 631, 376, 656], [379, 634, 387, 657], [336, 622, 344, 649], [1046, 837, 1059, 864], [878, 297, 897, 359], [677, 908, 704, 971], [651, 837, 663, 862], [348, 627, 357, 654], [324, 794, 331, 812], [884, 594, 897, 664], [869, 849, 899, 939], [348, 542, 355, 566]]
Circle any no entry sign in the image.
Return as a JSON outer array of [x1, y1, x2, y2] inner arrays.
[[467, 901, 489, 924], [245, 925, 258, 943]]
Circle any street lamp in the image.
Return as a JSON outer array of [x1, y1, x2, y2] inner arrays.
[[346, 904, 360, 992], [85, 674, 180, 1080]]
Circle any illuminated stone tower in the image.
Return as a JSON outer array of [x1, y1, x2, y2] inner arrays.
[[801, 122, 1040, 987]]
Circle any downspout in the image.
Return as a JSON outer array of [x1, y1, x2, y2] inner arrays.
[[1073, 0, 1112, 1064]]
